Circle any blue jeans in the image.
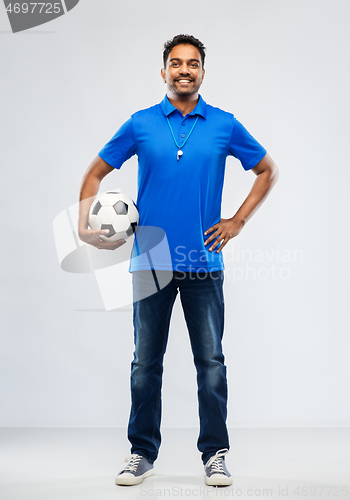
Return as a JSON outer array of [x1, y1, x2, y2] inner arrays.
[[127, 270, 229, 464]]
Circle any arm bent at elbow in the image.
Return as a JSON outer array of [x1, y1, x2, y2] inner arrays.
[[203, 153, 279, 253], [78, 156, 126, 250]]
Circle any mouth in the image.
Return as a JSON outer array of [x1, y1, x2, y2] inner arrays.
[[175, 79, 193, 84]]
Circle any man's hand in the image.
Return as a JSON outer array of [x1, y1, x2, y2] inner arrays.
[[78, 227, 126, 251], [204, 217, 244, 253]]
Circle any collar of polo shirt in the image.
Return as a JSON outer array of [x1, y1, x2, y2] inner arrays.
[[160, 94, 207, 119]]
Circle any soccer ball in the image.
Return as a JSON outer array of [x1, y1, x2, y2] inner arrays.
[[88, 191, 139, 242]]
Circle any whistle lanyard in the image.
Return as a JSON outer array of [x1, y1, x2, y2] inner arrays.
[[166, 115, 199, 160]]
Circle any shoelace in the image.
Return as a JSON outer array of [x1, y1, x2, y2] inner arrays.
[[122, 454, 143, 472], [206, 448, 229, 473]]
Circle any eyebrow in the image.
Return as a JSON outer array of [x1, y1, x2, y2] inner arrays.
[[169, 58, 200, 63]]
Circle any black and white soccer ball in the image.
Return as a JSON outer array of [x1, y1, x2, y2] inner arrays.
[[88, 191, 139, 242]]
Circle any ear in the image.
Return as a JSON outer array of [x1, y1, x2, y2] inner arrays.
[[202, 68, 205, 81], [160, 68, 166, 83]]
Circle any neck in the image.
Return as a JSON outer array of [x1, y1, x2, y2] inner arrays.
[[167, 93, 199, 116]]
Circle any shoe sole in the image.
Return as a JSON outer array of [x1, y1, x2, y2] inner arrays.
[[115, 468, 154, 486], [205, 473, 233, 486]]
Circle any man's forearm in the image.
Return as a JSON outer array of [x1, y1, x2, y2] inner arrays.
[[232, 164, 279, 227], [77, 156, 125, 250], [78, 173, 101, 234], [78, 155, 114, 235], [203, 155, 279, 253]]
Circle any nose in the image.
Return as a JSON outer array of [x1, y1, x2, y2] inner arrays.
[[179, 62, 190, 75]]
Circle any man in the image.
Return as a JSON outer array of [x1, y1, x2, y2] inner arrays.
[[78, 34, 278, 487]]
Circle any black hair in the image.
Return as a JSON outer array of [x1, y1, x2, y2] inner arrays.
[[163, 34, 206, 68]]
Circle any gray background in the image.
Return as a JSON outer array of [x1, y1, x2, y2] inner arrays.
[[0, 0, 349, 428]]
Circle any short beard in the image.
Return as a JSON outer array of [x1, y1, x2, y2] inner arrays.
[[167, 80, 201, 97]]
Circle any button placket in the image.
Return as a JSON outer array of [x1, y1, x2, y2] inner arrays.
[[179, 118, 187, 144]]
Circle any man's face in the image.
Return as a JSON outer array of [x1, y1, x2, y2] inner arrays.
[[161, 44, 205, 97]]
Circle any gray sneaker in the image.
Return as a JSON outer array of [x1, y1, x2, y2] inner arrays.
[[204, 448, 232, 486], [115, 454, 154, 486]]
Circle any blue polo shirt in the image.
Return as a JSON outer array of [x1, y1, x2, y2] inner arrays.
[[98, 95, 267, 272]]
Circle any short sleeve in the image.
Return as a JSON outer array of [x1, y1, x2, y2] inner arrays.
[[228, 117, 267, 171], [98, 117, 137, 169]]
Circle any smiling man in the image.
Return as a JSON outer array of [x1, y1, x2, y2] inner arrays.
[[78, 34, 278, 487], [163, 43, 203, 100]]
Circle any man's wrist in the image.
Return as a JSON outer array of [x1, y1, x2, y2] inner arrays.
[[230, 214, 246, 229], [78, 221, 89, 235]]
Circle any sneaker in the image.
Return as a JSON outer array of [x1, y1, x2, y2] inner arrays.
[[204, 448, 232, 486], [115, 453, 154, 486]]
